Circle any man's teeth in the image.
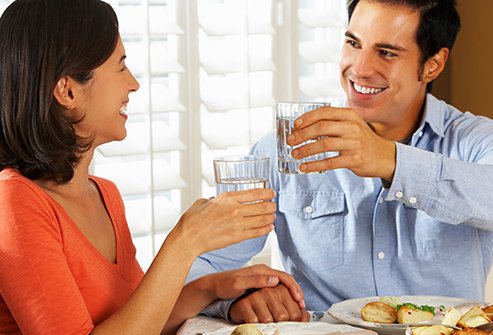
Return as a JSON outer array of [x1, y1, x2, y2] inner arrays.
[[353, 83, 384, 94], [119, 106, 127, 115]]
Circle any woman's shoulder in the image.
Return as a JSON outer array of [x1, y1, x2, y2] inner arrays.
[[0, 167, 42, 197]]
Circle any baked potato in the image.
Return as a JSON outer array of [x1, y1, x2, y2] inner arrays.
[[397, 305, 434, 324], [361, 301, 397, 323]]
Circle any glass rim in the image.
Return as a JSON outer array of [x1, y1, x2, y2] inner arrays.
[[213, 154, 270, 163]]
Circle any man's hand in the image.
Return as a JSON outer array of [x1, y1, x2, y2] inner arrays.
[[287, 106, 397, 181], [229, 284, 310, 324]]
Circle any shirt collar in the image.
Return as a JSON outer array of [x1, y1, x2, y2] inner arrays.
[[416, 93, 445, 138]]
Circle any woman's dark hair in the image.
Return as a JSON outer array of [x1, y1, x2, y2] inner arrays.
[[347, 0, 461, 92], [0, 0, 119, 183]]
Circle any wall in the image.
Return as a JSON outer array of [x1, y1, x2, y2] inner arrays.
[[432, 0, 493, 302], [433, 0, 493, 117]]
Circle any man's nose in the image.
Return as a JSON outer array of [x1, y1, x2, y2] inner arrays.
[[351, 50, 376, 78]]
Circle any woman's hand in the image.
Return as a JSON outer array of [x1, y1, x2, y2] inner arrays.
[[170, 189, 277, 257]]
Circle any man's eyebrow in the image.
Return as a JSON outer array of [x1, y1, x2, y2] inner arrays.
[[344, 30, 407, 52]]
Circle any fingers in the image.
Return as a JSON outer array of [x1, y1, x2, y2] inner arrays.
[[301, 310, 311, 322], [241, 265, 305, 309], [274, 273, 305, 309], [230, 286, 304, 324], [290, 137, 354, 160], [288, 119, 360, 148], [230, 300, 259, 324], [294, 106, 356, 129], [220, 188, 275, 203], [298, 155, 356, 174], [238, 222, 275, 240], [241, 201, 277, 218]]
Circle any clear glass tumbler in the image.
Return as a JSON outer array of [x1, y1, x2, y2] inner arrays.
[[213, 155, 270, 195], [276, 101, 330, 174]]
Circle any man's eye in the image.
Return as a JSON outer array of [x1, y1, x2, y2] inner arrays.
[[380, 50, 396, 57], [346, 40, 360, 48]]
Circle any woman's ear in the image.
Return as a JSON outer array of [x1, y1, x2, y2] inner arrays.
[[53, 76, 76, 109], [422, 47, 449, 84]]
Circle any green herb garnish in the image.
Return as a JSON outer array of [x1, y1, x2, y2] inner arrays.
[[396, 303, 437, 315]]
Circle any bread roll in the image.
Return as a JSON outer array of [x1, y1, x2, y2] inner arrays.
[[361, 301, 397, 323], [230, 324, 263, 335]]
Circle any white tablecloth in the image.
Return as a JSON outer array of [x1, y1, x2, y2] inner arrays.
[[177, 313, 350, 335], [177, 316, 233, 335]]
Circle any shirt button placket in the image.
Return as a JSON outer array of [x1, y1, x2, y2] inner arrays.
[[372, 188, 394, 295]]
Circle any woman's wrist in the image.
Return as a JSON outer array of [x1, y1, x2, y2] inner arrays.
[[189, 274, 218, 304], [164, 224, 201, 260]]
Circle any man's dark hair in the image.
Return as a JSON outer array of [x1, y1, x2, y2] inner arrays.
[[347, 0, 461, 92], [0, 0, 119, 183]]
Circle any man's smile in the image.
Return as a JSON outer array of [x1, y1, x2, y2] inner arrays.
[[351, 80, 387, 95]]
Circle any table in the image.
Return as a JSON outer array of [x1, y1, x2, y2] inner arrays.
[[177, 316, 233, 335], [177, 313, 345, 335]]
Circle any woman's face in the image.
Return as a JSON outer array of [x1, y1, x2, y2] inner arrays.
[[73, 35, 139, 146]]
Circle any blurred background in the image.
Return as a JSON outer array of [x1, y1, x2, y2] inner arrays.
[[0, 0, 491, 301]]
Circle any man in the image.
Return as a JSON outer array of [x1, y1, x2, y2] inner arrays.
[[188, 0, 493, 324]]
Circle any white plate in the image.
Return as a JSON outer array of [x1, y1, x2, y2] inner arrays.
[[327, 296, 482, 335], [203, 321, 378, 335]]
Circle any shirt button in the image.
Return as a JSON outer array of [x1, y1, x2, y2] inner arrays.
[[379, 198, 383, 204], [395, 191, 403, 199], [304, 206, 313, 214], [377, 252, 385, 260], [409, 197, 417, 205], [419, 131, 423, 137]]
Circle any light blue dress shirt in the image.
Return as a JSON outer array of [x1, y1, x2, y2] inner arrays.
[[188, 94, 493, 318]]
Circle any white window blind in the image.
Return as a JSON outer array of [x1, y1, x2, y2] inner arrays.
[[0, 0, 346, 270]]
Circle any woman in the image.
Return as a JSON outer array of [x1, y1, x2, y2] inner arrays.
[[0, 0, 305, 334]]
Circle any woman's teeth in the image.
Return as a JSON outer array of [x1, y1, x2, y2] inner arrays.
[[353, 83, 384, 94], [119, 106, 127, 115]]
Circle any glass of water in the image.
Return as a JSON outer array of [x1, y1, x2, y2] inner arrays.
[[213, 155, 270, 195], [276, 101, 330, 174]]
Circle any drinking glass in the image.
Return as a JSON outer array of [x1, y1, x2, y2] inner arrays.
[[213, 155, 270, 195], [276, 101, 330, 174]]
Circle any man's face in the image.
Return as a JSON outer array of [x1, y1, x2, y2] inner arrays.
[[340, 0, 428, 138]]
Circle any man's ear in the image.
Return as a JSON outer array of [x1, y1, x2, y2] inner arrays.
[[422, 47, 449, 84], [53, 76, 76, 109]]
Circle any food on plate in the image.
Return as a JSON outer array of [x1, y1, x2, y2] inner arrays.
[[481, 305, 493, 321], [230, 324, 264, 335], [442, 307, 463, 327], [397, 306, 434, 324], [456, 306, 491, 328], [411, 325, 455, 335], [360, 297, 438, 324], [452, 327, 490, 335], [361, 301, 397, 323], [409, 304, 493, 335]]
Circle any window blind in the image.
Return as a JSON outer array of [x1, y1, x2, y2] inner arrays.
[[0, 0, 347, 270]]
